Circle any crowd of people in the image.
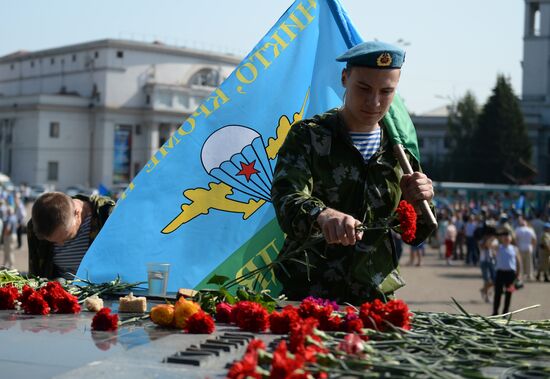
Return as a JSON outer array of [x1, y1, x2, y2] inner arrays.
[[400, 194, 550, 316], [0, 184, 29, 270]]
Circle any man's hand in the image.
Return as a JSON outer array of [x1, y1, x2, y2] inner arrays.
[[400, 172, 434, 208], [316, 208, 363, 246]]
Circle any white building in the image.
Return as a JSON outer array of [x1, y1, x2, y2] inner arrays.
[[522, 0, 550, 182], [0, 39, 239, 190]]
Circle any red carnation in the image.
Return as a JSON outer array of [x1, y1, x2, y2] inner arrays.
[[319, 315, 342, 331], [21, 285, 34, 303], [39, 281, 66, 313], [215, 302, 233, 323], [269, 307, 300, 334], [0, 284, 20, 310], [91, 307, 119, 331], [344, 313, 364, 333], [185, 310, 215, 334], [298, 298, 333, 320], [359, 299, 386, 330], [227, 350, 261, 379], [246, 338, 266, 354], [384, 299, 411, 330], [396, 200, 417, 244], [232, 301, 269, 333], [55, 293, 81, 314], [289, 317, 320, 354], [22, 291, 50, 315], [270, 340, 307, 379]]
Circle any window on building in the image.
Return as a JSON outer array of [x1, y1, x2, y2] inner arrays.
[[135, 124, 142, 135], [50, 57, 55, 65], [49, 122, 60, 138], [30, 61, 35, 68], [117, 51, 124, 58], [10, 63, 14, 70], [47, 161, 59, 181], [443, 136, 451, 149], [72, 54, 77, 62], [145, 94, 151, 105], [94, 51, 99, 58], [189, 68, 220, 87], [530, 3, 541, 36]]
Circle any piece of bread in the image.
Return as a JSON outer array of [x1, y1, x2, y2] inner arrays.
[[176, 288, 198, 301], [84, 295, 104, 312], [118, 292, 147, 313]]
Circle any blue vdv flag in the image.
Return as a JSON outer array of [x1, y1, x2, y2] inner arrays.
[[77, 0, 365, 292]]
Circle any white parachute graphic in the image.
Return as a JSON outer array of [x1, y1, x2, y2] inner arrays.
[[201, 125, 274, 201]]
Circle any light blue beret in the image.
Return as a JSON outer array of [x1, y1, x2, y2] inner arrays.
[[336, 41, 405, 69]]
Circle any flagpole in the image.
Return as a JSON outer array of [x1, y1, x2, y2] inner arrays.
[[393, 144, 438, 230]]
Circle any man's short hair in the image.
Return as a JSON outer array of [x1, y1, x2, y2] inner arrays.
[[32, 192, 74, 239]]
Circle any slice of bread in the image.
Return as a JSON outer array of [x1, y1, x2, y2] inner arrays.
[[118, 292, 147, 313]]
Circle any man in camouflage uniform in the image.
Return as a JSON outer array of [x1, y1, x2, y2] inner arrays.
[[28, 192, 115, 279], [271, 41, 435, 304]]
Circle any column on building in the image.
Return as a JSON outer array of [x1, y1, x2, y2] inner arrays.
[[146, 122, 160, 160]]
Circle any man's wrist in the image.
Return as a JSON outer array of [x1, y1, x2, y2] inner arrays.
[[309, 205, 328, 224]]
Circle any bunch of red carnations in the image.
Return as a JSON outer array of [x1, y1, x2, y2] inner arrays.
[[0, 282, 80, 315], [216, 297, 410, 334], [226, 297, 412, 378]]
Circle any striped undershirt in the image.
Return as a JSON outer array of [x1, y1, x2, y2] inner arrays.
[[349, 128, 381, 162], [52, 215, 92, 279]]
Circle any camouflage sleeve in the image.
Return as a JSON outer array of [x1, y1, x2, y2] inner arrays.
[[271, 122, 326, 242]]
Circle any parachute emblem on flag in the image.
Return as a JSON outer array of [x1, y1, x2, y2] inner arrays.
[[201, 125, 273, 201], [161, 90, 309, 234]]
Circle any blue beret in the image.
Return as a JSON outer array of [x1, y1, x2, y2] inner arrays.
[[336, 41, 405, 69]]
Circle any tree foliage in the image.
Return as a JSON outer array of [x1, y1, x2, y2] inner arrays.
[[441, 75, 533, 183], [470, 75, 533, 183], [444, 91, 479, 181]]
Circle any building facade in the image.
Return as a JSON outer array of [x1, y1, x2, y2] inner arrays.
[[0, 39, 239, 190], [522, 0, 550, 183]]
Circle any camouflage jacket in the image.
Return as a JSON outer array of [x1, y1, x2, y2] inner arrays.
[[27, 194, 115, 279], [271, 109, 435, 304]]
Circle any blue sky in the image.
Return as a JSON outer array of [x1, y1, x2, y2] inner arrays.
[[1, 0, 523, 114]]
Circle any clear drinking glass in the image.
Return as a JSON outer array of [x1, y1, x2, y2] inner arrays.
[[147, 263, 170, 296]]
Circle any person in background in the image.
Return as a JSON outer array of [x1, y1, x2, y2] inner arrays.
[[444, 217, 457, 266], [493, 228, 521, 316], [454, 211, 465, 260], [514, 216, 537, 281], [408, 242, 425, 267], [27, 192, 115, 279], [14, 195, 26, 249], [2, 207, 18, 269], [465, 213, 479, 265], [535, 222, 550, 282], [479, 226, 497, 303]]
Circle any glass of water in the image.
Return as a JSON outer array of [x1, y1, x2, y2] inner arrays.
[[147, 263, 170, 296]]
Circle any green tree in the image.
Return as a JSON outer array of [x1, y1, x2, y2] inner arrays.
[[470, 75, 532, 183], [444, 91, 479, 181]]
